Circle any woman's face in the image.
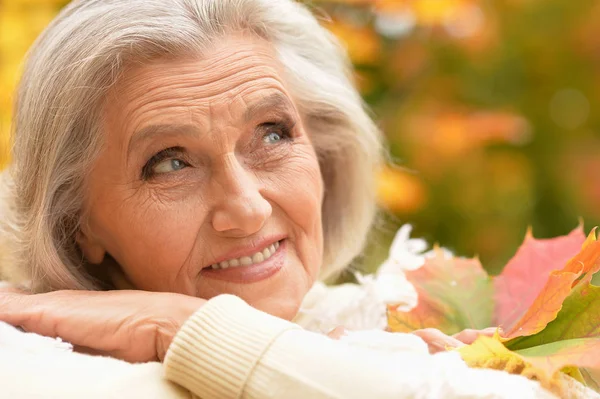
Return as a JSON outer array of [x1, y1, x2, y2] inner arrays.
[[78, 35, 324, 319]]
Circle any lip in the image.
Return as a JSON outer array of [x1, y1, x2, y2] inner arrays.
[[202, 235, 286, 268], [200, 239, 287, 284]]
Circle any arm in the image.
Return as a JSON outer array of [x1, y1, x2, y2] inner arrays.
[[0, 288, 565, 398], [164, 295, 557, 399]]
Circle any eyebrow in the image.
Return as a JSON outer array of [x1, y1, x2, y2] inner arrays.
[[244, 92, 295, 122], [128, 93, 296, 155], [128, 124, 200, 156]]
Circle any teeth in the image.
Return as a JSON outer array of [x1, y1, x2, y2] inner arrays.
[[240, 256, 253, 266], [209, 241, 281, 270]]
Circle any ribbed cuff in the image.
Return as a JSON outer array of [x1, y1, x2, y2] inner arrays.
[[163, 294, 300, 399]]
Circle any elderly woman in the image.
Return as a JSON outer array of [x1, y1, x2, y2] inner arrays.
[[0, 0, 581, 398]]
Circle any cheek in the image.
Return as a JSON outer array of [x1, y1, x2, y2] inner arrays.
[[90, 188, 207, 291], [262, 146, 324, 268], [274, 149, 322, 220]]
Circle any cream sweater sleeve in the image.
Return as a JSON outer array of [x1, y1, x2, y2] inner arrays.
[[164, 295, 559, 399]]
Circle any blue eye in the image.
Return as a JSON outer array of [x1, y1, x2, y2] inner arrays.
[[153, 158, 187, 174], [263, 131, 283, 144], [141, 147, 190, 180]]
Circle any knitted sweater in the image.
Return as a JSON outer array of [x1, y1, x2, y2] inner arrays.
[[0, 227, 595, 398], [1, 289, 584, 399]]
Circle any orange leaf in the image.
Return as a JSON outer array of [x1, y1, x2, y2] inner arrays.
[[493, 226, 585, 329], [498, 229, 600, 339]]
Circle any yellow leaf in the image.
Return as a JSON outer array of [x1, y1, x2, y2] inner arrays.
[[458, 335, 539, 376], [459, 335, 600, 397]]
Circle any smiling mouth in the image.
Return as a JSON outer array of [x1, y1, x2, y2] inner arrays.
[[207, 240, 282, 270]]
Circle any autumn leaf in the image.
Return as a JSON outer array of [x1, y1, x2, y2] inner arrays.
[[493, 225, 586, 335], [386, 226, 600, 393], [515, 338, 600, 392], [498, 229, 600, 340], [459, 335, 600, 396], [387, 248, 493, 334], [386, 226, 600, 342], [582, 368, 600, 392], [459, 335, 548, 381], [506, 283, 600, 351], [592, 272, 600, 286], [505, 232, 600, 349]]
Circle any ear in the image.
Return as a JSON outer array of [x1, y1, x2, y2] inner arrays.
[[76, 227, 106, 265]]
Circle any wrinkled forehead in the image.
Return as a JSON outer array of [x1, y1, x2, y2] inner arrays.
[[103, 35, 296, 133]]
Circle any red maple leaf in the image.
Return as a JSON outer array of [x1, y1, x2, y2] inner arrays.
[[493, 226, 586, 334]]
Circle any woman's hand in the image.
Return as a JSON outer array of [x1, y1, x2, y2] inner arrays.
[[326, 325, 497, 354], [412, 327, 498, 354], [0, 289, 205, 362]]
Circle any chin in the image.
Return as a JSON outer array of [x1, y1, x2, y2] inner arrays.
[[194, 251, 316, 321], [256, 298, 302, 320], [240, 286, 308, 321]]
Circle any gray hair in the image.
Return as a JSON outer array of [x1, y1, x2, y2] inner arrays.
[[2, 0, 381, 292]]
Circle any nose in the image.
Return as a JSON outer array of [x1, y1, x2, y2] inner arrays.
[[210, 154, 272, 236]]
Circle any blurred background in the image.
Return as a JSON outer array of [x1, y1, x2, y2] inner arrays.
[[1, 0, 599, 275]]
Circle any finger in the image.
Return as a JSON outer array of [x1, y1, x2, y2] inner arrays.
[[0, 292, 34, 326], [428, 339, 465, 354], [73, 345, 105, 357], [0, 291, 78, 340], [480, 327, 500, 336], [453, 327, 499, 344], [452, 329, 480, 344], [327, 326, 348, 340], [412, 329, 464, 353]]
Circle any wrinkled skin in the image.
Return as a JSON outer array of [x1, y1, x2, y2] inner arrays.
[[0, 34, 494, 363], [77, 34, 324, 321]]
